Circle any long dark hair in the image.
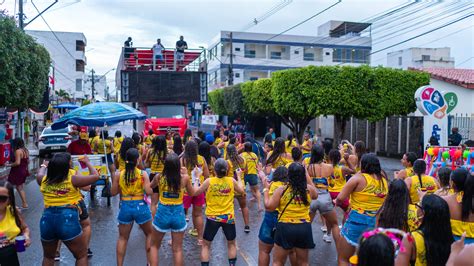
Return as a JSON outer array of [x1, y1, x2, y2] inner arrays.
[[450, 168, 473, 221], [162, 154, 181, 193], [45, 153, 71, 185], [419, 194, 454, 266], [88, 129, 96, 139], [267, 137, 286, 166], [273, 166, 288, 183], [355, 140, 366, 166], [287, 133, 294, 147], [150, 135, 167, 163], [291, 147, 302, 162], [173, 134, 183, 155], [124, 148, 140, 186], [0, 180, 22, 233], [309, 145, 324, 164], [119, 137, 136, 161], [12, 137, 26, 151], [357, 234, 394, 266], [132, 132, 141, 147], [264, 133, 273, 144], [287, 163, 309, 205], [404, 152, 417, 167], [198, 141, 212, 166], [213, 130, 220, 140], [437, 167, 452, 189], [328, 149, 341, 167], [183, 140, 199, 169], [413, 159, 426, 189], [183, 129, 193, 145], [227, 144, 244, 169], [361, 153, 387, 195], [377, 179, 409, 231]]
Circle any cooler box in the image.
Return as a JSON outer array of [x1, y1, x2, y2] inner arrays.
[[0, 142, 11, 166]]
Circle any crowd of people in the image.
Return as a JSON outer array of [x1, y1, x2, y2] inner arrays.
[[0, 126, 473, 266]]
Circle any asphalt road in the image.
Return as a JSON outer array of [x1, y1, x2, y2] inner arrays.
[[16, 144, 401, 265]]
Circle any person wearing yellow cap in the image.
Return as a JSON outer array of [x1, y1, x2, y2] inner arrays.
[[67, 127, 92, 155]]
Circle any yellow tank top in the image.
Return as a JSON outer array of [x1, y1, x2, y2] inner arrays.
[[408, 204, 421, 232], [113, 136, 124, 154], [241, 152, 258, 175], [41, 169, 82, 206], [0, 206, 21, 242], [301, 140, 311, 155], [278, 187, 311, 223], [406, 167, 414, 178], [159, 176, 184, 205], [350, 173, 388, 213], [409, 175, 438, 204], [117, 154, 126, 172], [184, 155, 206, 185], [270, 181, 285, 212], [119, 168, 144, 197], [144, 134, 155, 145], [284, 140, 297, 154], [96, 139, 112, 154], [148, 150, 166, 173], [451, 219, 474, 239], [227, 159, 246, 196], [412, 231, 427, 266], [268, 151, 292, 168], [205, 177, 234, 217], [90, 135, 100, 153], [328, 165, 345, 193], [214, 137, 222, 146]]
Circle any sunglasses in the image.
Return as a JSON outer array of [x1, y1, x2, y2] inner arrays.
[[0, 195, 9, 203]]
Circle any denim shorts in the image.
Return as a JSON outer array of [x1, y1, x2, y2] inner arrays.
[[341, 210, 377, 247], [40, 207, 82, 242], [258, 211, 278, 245], [454, 235, 474, 244], [244, 174, 259, 186], [117, 200, 152, 225], [153, 203, 187, 233]]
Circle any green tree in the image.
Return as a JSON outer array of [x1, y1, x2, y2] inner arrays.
[[241, 79, 273, 116], [222, 84, 244, 117], [0, 14, 51, 108]]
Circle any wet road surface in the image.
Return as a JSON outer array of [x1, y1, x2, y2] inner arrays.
[[16, 156, 401, 265]]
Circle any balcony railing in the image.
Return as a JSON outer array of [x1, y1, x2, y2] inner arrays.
[[118, 47, 206, 72]]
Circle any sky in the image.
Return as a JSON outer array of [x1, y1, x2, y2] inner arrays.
[[1, 0, 473, 94]]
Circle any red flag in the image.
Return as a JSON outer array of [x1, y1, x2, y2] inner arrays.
[[49, 76, 55, 85]]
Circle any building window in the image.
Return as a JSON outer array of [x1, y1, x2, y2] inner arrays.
[[332, 48, 369, 64], [398, 57, 402, 66], [245, 50, 256, 58], [76, 40, 85, 52], [303, 47, 323, 61], [270, 51, 282, 59], [235, 73, 240, 78], [422, 55, 430, 61], [294, 50, 299, 54], [304, 53, 314, 61], [235, 47, 240, 51], [75, 79, 82, 92], [76, 60, 85, 72], [249, 77, 258, 81]]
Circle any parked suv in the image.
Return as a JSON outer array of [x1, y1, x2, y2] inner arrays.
[[38, 126, 72, 157]]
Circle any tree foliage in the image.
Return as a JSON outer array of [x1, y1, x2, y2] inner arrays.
[[0, 14, 51, 108], [209, 65, 429, 143]]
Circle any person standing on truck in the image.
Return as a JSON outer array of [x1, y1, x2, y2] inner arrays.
[[152, 38, 165, 70], [175, 36, 188, 66], [123, 37, 134, 66]]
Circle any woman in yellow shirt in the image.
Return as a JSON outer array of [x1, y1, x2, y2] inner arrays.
[[394, 152, 417, 180], [333, 154, 388, 265], [284, 133, 298, 154], [111, 148, 153, 266], [0, 180, 30, 265], [263, 163, 317, 266], [301, 133, 312, 159], [265, 138, 292, 175], [241, 142, 262, 211], [145, 135, 170, 217], [94, 130, 116, 176], [36, 153, 99, 265], [149, 153, 194, 266], [115, 138, 136, 172], [405, 160, 439, 204], [443, 168, 474, 244], [188, 159, 244, 266], [113, 131, 124, 155], [395, 194, 454, 266]]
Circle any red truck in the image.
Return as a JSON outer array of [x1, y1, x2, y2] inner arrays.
[[139, 104, 188, 137]]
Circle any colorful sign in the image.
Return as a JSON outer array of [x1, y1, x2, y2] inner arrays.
[[71, 155, 109, 178], [415, 86, 458, 146]]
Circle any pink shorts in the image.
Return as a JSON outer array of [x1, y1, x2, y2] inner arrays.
[[330, 191, 349, 212], [183, 193, 206, 209]]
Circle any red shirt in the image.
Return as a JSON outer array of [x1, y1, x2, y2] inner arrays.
[[67, 140, 92, 155]]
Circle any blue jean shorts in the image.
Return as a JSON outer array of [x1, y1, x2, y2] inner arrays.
[[244, 174, 259, 186], [341, 210, 376, 247], [153, 203, 187, 233], [454, 235, 474, 244], [258, 211, 278, 245], [40, 207, 82, 242], [117, 200, 152, 225]]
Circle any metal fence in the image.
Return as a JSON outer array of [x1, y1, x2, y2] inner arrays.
[[449, 114, 474, 143]]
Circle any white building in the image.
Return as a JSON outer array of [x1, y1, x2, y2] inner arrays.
[[83, 73, 107, 100], [207, 21, 372, 91], [26, 30, 87, 101], [387, 47, 455, 70]]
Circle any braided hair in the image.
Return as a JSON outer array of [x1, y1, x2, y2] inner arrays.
[[124, 148, 140, 186]]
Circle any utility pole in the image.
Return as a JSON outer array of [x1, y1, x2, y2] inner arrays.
[[91, 69, 95, 100], [228, 32, 233, 86], [18, 0, 24, 30]]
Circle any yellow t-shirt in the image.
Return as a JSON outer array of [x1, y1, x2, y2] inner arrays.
[[0, 206, 21, 242], [270, 181, 286, 212], [96, 139, 112, 154], [301, 140, 311, 155], [328, 165, 345, 193], [117, 154, 126, 172], [406, 167, 414, 178], [119, 168, 144, 197], [451, 219, 474, 240], [214, 137, 222, 146], [144, 134, 156, 146], [226, 158, 246, 196], [278, 187, 311, 223], [41, 169, 82, 206], [284, 140, 298, 154], [90, 135, 100, 153], [408, 204, 421, 232], [412, 231, 427, 266], [159, 175, 183, 205], [205, 177, 235, 217], [241, 152, 258, 175], [267, 151, 292, 169], [113, 136, 124, 154], [409, 175, 438, 204], [350, 173, 388, 213], [148, 150, 166, 173], [184, 155, 206, 185]]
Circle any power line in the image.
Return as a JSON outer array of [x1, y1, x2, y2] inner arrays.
[[457, 56, 474, 67], [266, 0, 342, 41], [363, 0, 420, 23], [241, 0, 293, 31]]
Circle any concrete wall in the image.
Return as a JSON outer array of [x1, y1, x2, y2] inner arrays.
[[387, 47, 454, 70]]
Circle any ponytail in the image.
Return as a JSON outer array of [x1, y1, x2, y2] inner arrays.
[[124, 148, 140, 186], [413, 160, 426, 189]]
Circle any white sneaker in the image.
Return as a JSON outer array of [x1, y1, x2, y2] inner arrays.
[[320, 226, 327, 233], [323, 233, 332, 243]]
